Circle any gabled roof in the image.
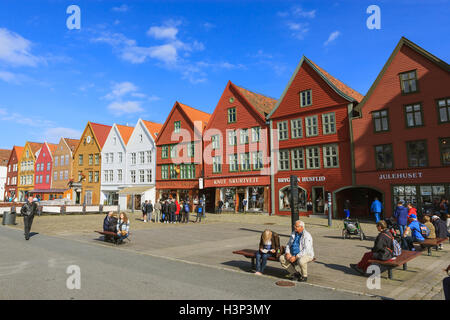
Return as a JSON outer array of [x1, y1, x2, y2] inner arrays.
[[0, 149, 11, 166], [233, 83, 277, 117], [27, 142, 44, 155], [268, 56, 363, 119], [355, 37, 450, 112], [142, 120, 163, 140], [116, 124, 134, 145], [90, 122, 112, 149], [13, 146, 24, 160], [63, 138, 80, 153], [46, 143, 58, 154]]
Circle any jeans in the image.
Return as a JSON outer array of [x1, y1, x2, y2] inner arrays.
[[443, 277, 450, 300], [402, 236, 424, 250], [398, 225, 406, 237], [255, 251, 270, 273], [344, 209, 350, 219], [195, 211, 202, 222], [374, 212, 380, 223], [118, 232, 129, 241], [23, 214, 34, 239], [154, 209, 161, 223]]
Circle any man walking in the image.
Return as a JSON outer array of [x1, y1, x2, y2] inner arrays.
[[146, 200, 154, 222], [21, 195, 37, 240], [142, 200, 148, 222], [154, 199, 162, 223], [370, 197, 383, 223], [393, 200, 408, 237], [279, 220, 314, 282]]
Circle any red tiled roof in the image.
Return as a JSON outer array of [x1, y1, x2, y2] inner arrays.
[[178, 102, 211, 127], [307, 58, 364, 102], [116, 124, 134, 145], [14, 146, 24, 160], [64, 138, 80, 152], [233, 83, 277, 117], [0, 149, 11, 166], [142, 120, 163, 140], [90, 122, 112, 149], [28, 142, 44, 154], [47, 143, 59, 154]]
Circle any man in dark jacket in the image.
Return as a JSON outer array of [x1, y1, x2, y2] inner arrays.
[[432, 215, 448, 250], [103, 211, 118, 242], [146, 200, 153, 222], [351, 220, 394, 275], [169, 199, 177, 224], [393, 200, 408, 237], [142, 200, 148, 222], [21, 195, 38, 240]]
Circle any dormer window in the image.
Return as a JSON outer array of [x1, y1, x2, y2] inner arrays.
[[174, 121, 181, 133], [300, 90, 312, 107], [400, 70, 418, 94]]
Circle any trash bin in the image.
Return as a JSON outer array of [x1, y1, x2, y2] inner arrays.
[[2, 211, 16, 225]]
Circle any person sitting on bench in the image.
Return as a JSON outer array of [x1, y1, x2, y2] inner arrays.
[[255, 229, 281, 276], [279, 220, 314, 282], [432, 215, 448, 250], [350, 220, 394, 276], [402, 214, 424, 251], [103, 211, 117, 242], [443, 264, 450, 301], [116, 212, 130, 243]]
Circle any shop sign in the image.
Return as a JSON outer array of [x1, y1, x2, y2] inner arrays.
[[277, 176, 326, 183], [213, 177, 259, 185], [378, 172, 423, 180], [199, 178, 204, 190]]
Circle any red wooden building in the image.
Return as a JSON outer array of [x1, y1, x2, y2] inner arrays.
[[267, 56, 363, 217], [352, 37, 450, 218], [4, 146, 23, 201], [31, 142, 60, 200], [203, 81, 277, 213], [155, 101, 211, 210]]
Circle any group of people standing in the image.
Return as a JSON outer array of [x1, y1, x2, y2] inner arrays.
[[141, 198, 206, 224]]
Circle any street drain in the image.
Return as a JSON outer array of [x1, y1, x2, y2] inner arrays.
[[275, 280, 295, 287]]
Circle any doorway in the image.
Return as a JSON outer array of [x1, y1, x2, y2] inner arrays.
[[312, 187, 324, 214], [335, 187, 383, 219], [237, 192, 245, 212]]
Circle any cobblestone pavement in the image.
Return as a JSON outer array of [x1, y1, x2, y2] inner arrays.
[[5, 211, 449, 300]]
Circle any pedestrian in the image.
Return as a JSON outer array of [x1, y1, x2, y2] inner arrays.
[[116, 212, 130, 244], [146, 200, 154, 222], [279, 220, 314, 282], [164, 200, 170, 223], [175, 199, 181, 223], [142, 200, 148, 222], [422, 215, 436, 239], [443, 213, 450, 238], [255, 229, 281, 275], [402, 214, 425, 251], [370, 197, 383, 223], [242, 198, 247, 213], [169, 199, 177, 224], [343, 200, 351, 219], [443, 264, 450, 300], [218, 200, 223, 214], [406, 202, 417, 218], [182, 201, 190, 223], [20, 195, 37, 240], [432, 215, 448, 250], [154, 199, 162, 223], [195, 204, 203, 223], [393, 200, 408, 237]]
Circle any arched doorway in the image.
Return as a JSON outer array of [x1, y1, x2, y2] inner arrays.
[[334, 186, 383, 219]]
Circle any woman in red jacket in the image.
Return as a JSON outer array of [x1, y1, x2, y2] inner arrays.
[[175, 200, 181, 224]]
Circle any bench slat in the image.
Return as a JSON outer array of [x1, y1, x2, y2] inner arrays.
[[368, 251, 421, 267]]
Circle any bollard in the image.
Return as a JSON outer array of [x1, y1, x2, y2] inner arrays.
[[2, 211, 17, 225]]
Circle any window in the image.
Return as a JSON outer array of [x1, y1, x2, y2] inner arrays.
[[406, 140, 428, 167], [39, 175, 43, 184], [278, 150, 290, 171], [118, 169, 123, 182], [372, 110, 389, 132], [277, 121, 288, 140], [88, 171, 93, 183], [131, 153, 137, 164], [161, 165, 169, 179], [252, 127, 261, 142], [437, 98, 450, 123], [228, 130, 237, 146], [229, 154, 239, 172], [78, 154, 83, 165], [131, 170, 136, 183], [88, 154, 93, 165], [60, 171, 63, 180], [170, 145, 177, 158], [322, 112, 336, 134], [305, 116, 318, 137], [291, 148, 305, 170], [47, 162, 51, 171], [139, 170, 145, 183], [300, 90, 312, 107], [110, 153, 114, 164], [54, 171, 58, 181], [240, 153, 251, 171], [146, 151, 151, 163], [306, 146, 320, 169], [95, 154, 100, 165], [162, 146, 168, 159], [169, 165, 178, 179], [291, 119, 303, 139], [252, 152, 263, 170], [105, 153, 109, 164], [240, 129, 249, 144], [174, 121, 181, 133], [228, 107, 236, 123], [405, 103, 423, 127], [113, 137, 117, 145], [65, 170, 68, 180], [188, 142, 195, 158], [78, 171, 82, 182], [213, 156, 222, 173], [118, 152, 123, 163], [400, 70, 418, 94], [65, 155, 69, 165], [439, 138, 450, 166], [104, 171, 109, 182], [109, 170, 113, 182], [55, 156, 59, 166], [139, 134, 143, 143], [323, 144, 339, 168], [94, 171, 99, 183], [146, 169, 152, 183], [212, 135, 220, 149], [46, 175, 49, 184], [374, 144, 394, 169], [139, 152, 145, 164], [180, 164, 195, 179]]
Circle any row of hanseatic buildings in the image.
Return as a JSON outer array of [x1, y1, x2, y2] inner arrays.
[[2, 37, 449, 218]]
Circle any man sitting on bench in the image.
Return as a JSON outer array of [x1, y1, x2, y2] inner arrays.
[[103, 211, 117, 242], [279, 220, 314, 282]]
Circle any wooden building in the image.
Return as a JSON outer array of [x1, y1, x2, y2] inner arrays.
[[51, 138, 79, 200], [17, 142, 43, 201], [4, 146, 23, 201]]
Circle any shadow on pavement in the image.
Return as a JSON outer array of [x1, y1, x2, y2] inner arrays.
[[314, 261, 358, 276], [239, 228, 291, 238], [221, 260, 288, 279]]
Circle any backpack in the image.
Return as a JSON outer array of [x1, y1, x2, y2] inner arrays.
[[198, 206, 202, 213], [418, 223, 430, 238], [383, 232, 402, 257], [184, 204, 190, 212]]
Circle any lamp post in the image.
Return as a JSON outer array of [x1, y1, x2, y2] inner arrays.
[[290, 175, 299, 232]]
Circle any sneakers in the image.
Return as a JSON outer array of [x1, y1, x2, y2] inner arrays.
[[143, 220, 147, 223], [298, 276, 308, 282], [254, 271, 262, 276], [287, 272, 301, 281]]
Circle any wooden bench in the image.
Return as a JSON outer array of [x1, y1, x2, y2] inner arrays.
[[95, 230, 130, 245], [233, 247, 316, 270], [368, 250, 421, 280], [414, 238, 448, 256]]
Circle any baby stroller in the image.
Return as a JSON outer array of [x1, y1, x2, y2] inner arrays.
[[385, 218, 402, 242], [342, 218, 366, 240]]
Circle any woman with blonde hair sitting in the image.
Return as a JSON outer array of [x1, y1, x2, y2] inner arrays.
[[255, 229, 281, 275], [116, 212, 130, 244]]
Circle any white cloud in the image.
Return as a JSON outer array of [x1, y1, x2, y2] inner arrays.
[[0, 70, 23, 84], [203, 22, 215, 30], [147, 26, 179, 40], [287, 22, 309, 40], [104, 81, 139, 100], [324, 31, 341, 46], [0, 28, 44, 67], [0, 108, 54, 127], [112, 4, 129, 12], [43, 127, 82, 143], [107, 101, 144, 116], [293, 7, 316, 18]]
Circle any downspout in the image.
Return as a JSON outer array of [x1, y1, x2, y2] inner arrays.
[[269, 119, 275, 216]]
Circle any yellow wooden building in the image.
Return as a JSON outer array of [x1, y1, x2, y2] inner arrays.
[[17, 141, 43, 201]]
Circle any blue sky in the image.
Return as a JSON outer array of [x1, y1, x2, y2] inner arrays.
[[0, 0, 449, 149]]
